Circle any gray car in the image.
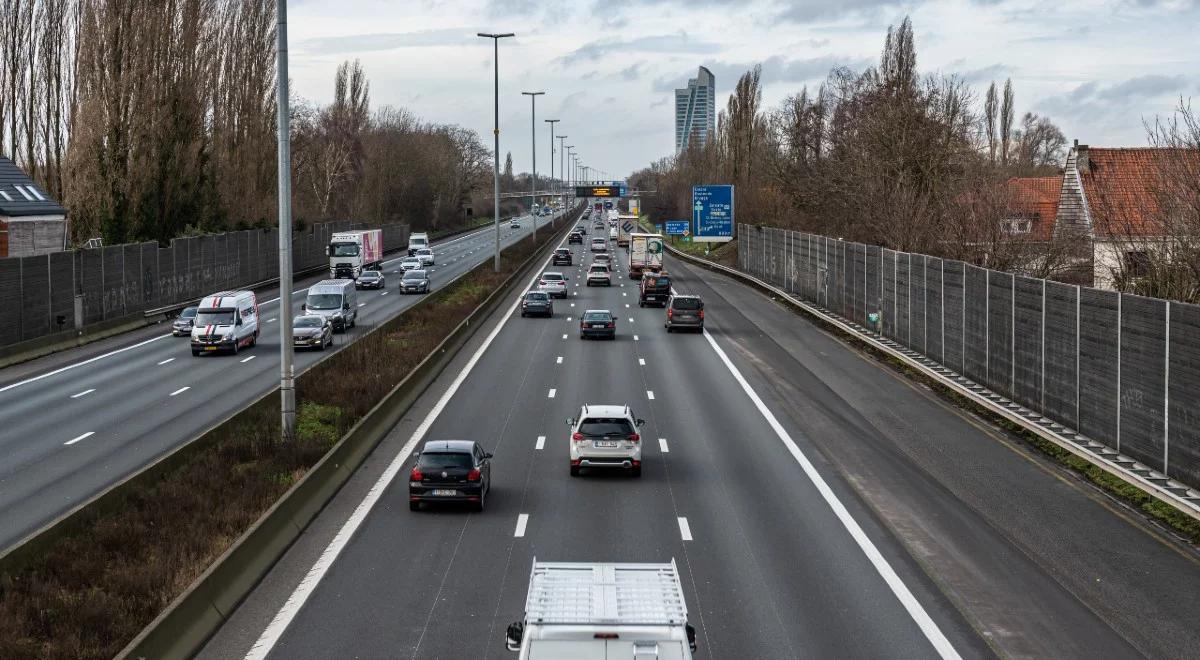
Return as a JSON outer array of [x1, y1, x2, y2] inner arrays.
[[293, 314, 333, 350], [172, 306, 198, 336], [665, 295, 704, 332], [356, 269, 385, 289], [521, 291, 553, 317], [401, 269, 430, 294]]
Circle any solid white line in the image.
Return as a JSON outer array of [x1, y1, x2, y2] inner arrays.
[[556, 356, 563, 364], [0, 333, 171, 394], [659, 438, 669, 453], [158, 358, 175, 365], [677, 517, 693, 541], [64, 431, 94, 446], [638, 358, 646, 366], [548, 388, 556, 398], [647, 390, 655, 400], [536, 435, 546, 450], [514, 513, 530, 538], [169, 387, 190, 397], [70, 388, 95, 399], [700, 330, 961, 659], [246, 216, 576, 659], [241, 355, 257, 363]]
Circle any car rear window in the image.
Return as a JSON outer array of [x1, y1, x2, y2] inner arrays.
[[579, 418, 634, 436], [403, 271, 426, 280], [582, 311, 611, 321], [418, 452, 473, 469], [672, 298, 702, 310], [525, 292, 549, 300], [542, 273, 564, 281]]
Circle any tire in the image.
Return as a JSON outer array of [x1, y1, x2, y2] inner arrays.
[[318, 338, 326, 351], [570, 465, 580, 477], [191, 349, 200, 356], [631, 465, 642, 478], [231, 339, 239, 355], [521, 311, 527, 317], [666, 325, 673, 333], [409, 501, 420, 511], [639, 301, 644, 308], [473, 491, 485, 512]]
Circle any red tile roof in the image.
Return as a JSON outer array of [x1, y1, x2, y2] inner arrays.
[[1004, 176, 1061, 241], [1078, 147, 1199, 237]]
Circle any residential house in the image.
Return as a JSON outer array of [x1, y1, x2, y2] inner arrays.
[[0, 156, 66, 258]]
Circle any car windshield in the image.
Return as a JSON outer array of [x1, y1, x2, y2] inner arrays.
[[330, 242, 359, 257], [294, 316, 323, 328], [180, 307, 197, 319], [306, 294, 342, 310], [195, 310, 235, 326], [418, 452, 473, 470], [579, 418, 634, 436], [403, 271, 426, 280], [673, 298, 702, 310], [582, 311, 611, 321]]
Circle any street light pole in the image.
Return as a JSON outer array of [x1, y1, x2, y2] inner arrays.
[[521, 91, 544, 243], [276, 0, 295, 441], [557, 135, 568, 217], [565, 145, 574, 213], [478, 32, 515, 272], [544, 119, 558, 226]]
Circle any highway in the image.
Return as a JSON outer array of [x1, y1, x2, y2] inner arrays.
[[198, 226, 1200, 659], [0, 212, 563, 551]]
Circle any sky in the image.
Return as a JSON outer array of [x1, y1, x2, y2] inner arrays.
[[286, 0, 1200, 179]]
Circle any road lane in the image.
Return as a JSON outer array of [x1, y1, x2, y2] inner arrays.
[[0, 212, 568, 550]]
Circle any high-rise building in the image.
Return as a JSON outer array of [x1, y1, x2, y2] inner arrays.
[[674, 66, 715, 152]]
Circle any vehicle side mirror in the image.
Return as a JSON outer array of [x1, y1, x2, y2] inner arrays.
[[343, 302, 351, 310], [236, 318, 243, 326], [565, 418, 575, 426], [300, 303, 306, 311], [484, 452, 494, 459], [505, 622, 524, 651], [636, 419, 645, 427]]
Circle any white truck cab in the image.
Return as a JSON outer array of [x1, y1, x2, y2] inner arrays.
[[408, 232, 430, 256], [190, 290, 259, 356], [506, 560, 697, 660]]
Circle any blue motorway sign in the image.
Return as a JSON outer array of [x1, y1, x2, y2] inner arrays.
[[664, 220, 690, 236], [692, 185, 734, 242]]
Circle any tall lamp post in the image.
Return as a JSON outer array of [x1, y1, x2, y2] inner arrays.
[[276, 0, 295, 441], [544, 119, 558, 225], [565, 145, 575, 213], [557, 135, 568, 216], [478, 31, 515, 272], [521, 91, 544, 242]]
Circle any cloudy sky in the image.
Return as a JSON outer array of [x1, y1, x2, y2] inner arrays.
[[287, 0, 1200, 178]]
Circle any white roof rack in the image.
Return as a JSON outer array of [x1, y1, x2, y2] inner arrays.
[[524, 560, 689, 626]]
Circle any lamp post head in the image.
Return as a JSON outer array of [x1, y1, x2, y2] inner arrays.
[[477, 32, 515, 39], [522, 91, 545, 97]]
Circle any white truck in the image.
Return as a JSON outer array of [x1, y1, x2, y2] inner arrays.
[[190, 290, 259, 356], [505, 560, 697, 659], [408, 232, 430, 257], [628, 233, 664, 280], [616, 214, 638, 248], [328, 229, 382, 280]]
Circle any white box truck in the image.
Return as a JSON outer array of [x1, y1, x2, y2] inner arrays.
[[329, 229, 382, 279], [628, 233, 664, 280], [616, 214, 638, 248], [190, 290, 259, 356], [303, 279, 358, 332], [408, 232, 430, 256], [505, 560, 697, 659]]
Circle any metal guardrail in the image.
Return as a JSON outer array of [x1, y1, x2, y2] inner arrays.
[[661, 242, 1200, 524]]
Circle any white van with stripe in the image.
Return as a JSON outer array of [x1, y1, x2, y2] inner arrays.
[[190, 290, 259, 356]]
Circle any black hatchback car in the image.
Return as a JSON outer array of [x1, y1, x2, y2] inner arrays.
[[551, 248, 572, 266], [568, 231, 583, 245], [409, 440, 493, 511]]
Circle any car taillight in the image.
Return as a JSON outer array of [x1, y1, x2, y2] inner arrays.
[[628, 433, 640, 443], [410, 467, 423, 481], [667, 308, 674, 318], [607, 321, 615, 328], [572, 432, 584, 442], [467, 468, 481, 481], [698, 309, 705, 319], [539, 280, 546, 285]]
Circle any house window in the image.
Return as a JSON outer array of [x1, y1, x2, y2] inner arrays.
[[1001, 217, 1032, 234], [1123, 251, 1151, 278]]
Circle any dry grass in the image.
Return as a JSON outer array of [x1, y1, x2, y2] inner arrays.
[[0, 227, 558, 660]]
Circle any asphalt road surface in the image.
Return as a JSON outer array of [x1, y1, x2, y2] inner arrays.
[[0, 212, 566, 551]]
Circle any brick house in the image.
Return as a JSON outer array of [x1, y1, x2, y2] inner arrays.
[[1002, 175, 1061, 241], [0, 156, 67, 258], [1053, 142, 1199, 289]]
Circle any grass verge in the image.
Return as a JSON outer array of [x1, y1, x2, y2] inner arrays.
[[674, 247, 1200, 547], [0, 224, 563, 660]]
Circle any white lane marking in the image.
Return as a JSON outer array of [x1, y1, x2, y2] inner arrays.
[[659, 438, 669, 453], [570, 303, 575, 307], [566, 317, 572, 322], [701, 330, 962, 659], [625, 303, 630, 308], [562, 334, 568, 340], [64, 431, 94, 446], [358, 303, 366, 308], [169, 387, 190, 397], [70, 388, 96, 399], [514, 513, 530, 538], [381, 291, 389, 296], [634, 335, 639, 341], [629, 318, 634, 323], [638, 358, 646, 366], [647, 390, 655, 400], [268, 318, 277, 323], [536, 435, 546, 450], [241, 355, 257, 363], [0, 333, 171, 393], [556, 356, 563, 364], [622, 292, 627, 296], [548, 389, 556, 399], [246, 221, 574, 659], [677, 517, 693, 541], [158, 358, 175, 365]]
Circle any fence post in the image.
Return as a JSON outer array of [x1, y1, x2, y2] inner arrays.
[[1164, 301, 1171, 475], [1011, 272, 1016, 395], [985, 269, 990, 385], [1116, 293, 1122, 452], [923, 255, 928, 354], [907, 253, 912, 344], [940, 259, 945, 364], [1041, 278, 1046, 410], [1075, 285, 1081, 428]]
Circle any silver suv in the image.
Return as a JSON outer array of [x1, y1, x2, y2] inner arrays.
[[567, 405, 645, 477], [586, 264, 611, 287]]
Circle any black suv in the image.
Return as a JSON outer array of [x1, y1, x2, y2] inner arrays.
[[552, 248, 572, 266], [568, 232, 583, 245], [409, 440, 492, 511]]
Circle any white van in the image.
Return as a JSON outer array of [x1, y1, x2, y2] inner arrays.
[[303, 279, 358, 332], [190, 291, 259, 356], [408, 232, 430, 256]]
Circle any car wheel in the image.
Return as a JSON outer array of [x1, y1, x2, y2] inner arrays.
[[631, 465, 642, 478], [570, 465, 580, 477], [409, 500, 420, 511], [579, 333, 586, 340], [318, 337, 326, 351], [666, 325, 673, 332], [473, 491, 485, 512], [191, 349, 200, 356], [232, 339, 239, 355], [639, 301, 644, 307], [521, 311, 527, 317]]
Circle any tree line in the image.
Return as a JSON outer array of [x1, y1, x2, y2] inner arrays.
[[631, 18, 1075, 276], [0, 0, 494, 247]]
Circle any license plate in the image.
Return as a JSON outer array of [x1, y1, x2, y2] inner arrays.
[[591, 323, 606, 328], [594, 441, 619, 448], [204, 346, 217, 351], [431, 489, 457, 496]]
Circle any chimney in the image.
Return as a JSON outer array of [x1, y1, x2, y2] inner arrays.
[[1073, 139, 1089, 173]]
